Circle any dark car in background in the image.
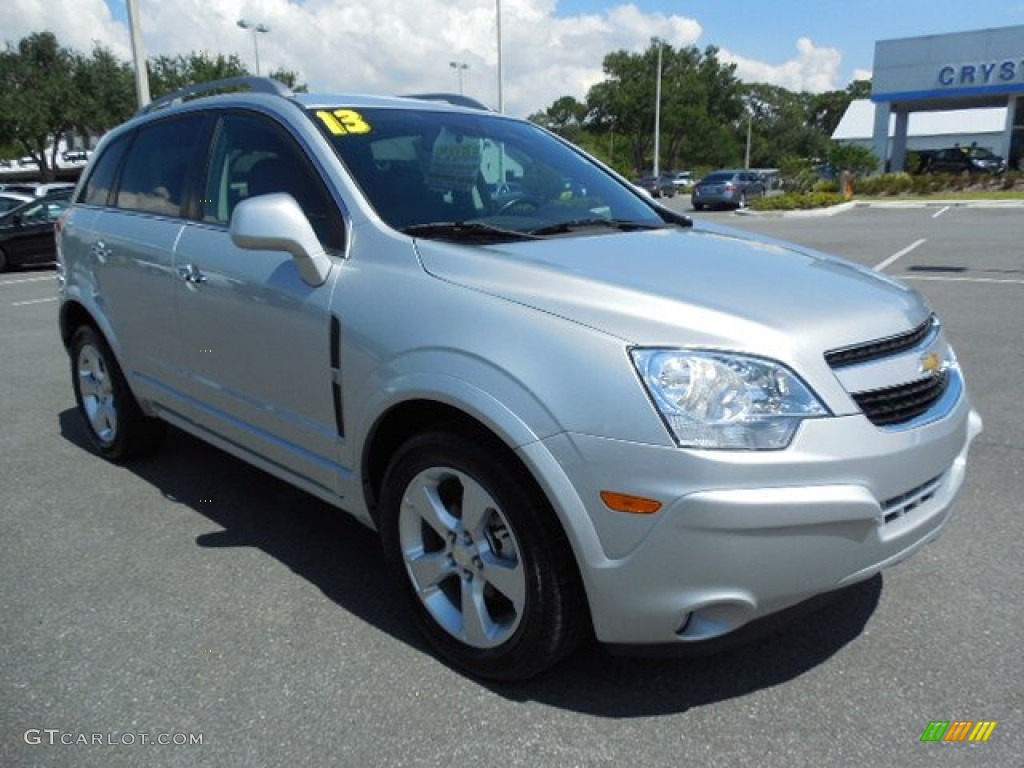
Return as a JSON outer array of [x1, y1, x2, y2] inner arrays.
[[0, 192, 70, 271], [0, 192, 35, 214], [691, 170, 766, 210], [922, 146, 1006, 175], [635, 174, 675, 198]]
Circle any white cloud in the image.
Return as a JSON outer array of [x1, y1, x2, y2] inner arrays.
[[853, 68, 873, 83], [2, 0, 131, 58], [721, 37, 843, 93], [2, 1, 852, 115]]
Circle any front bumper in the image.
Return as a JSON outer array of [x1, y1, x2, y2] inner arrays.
[[521, 393, 982, 646]]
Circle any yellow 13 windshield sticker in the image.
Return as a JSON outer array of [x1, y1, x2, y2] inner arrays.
[[316, 109, 372, 136]]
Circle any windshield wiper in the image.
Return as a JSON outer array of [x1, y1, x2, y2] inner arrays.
[[528, 218, 668, 236], [401, 221, 538, 243]]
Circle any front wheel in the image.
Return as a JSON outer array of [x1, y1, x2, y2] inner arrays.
[[379, 430, 588, 680]]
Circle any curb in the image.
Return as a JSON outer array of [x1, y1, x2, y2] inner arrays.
[[735, 201, 857, 218], [738, 198, 1024, 217], [854, 199, 1024, 209]]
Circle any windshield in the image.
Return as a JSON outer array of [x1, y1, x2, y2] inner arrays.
[[309, 106, 664, 238]]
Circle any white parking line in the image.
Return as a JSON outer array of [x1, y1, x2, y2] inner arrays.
[[11, 297, 58, 306], [900, 276, 1024, 286], [0, 276, 54, 287], [874, 238, 927, 272], [931, 206, 950, 219]]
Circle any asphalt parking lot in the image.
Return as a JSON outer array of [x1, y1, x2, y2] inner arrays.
[[2, 205, 1021, 768]]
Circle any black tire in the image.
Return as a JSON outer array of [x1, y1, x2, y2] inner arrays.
[[692, 203, 704, 211], [70, 325, 165, 460], [379, 430, 588, 680], [0, 246, 8, 273]]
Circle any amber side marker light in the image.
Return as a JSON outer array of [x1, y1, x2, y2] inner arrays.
[[599, 491, 662, 514]]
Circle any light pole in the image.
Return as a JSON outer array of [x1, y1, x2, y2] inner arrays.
[[653, 39, 664, 177], [237, 19, 270, 76], [495, 0, 504, 113], [745, 112, 753, 170], [449, 61, 469, 95], [126, 0, 150, 108]]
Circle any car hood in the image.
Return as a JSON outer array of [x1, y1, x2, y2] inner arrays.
[[414, 223, 929, 362]]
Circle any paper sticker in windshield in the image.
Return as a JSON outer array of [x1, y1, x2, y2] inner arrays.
[[316, 109, 372, 136], [426, 128, 481, 192]]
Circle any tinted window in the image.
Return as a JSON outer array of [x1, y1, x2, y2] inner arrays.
[[202, 112, 341, 248], [312, 107, 661, 234], [80, 134, 131, 206], [116, 115, 205, 217]]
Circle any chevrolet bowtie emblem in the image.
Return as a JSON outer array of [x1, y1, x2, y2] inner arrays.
[[920, 351, 942, 374]]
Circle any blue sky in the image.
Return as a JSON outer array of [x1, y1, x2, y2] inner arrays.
[[9, 0, 1024, 115], [553, 0, 1024, 86]]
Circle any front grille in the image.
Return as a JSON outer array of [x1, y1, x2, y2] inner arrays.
[[881, 474, 944, 524], [825, 316, 935, 369], [851, 371, 949, 426]]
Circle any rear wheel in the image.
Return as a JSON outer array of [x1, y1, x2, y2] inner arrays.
[[379, 430, 588, 680], [71, 326, 165, 459], [0, 246, 8, 272]]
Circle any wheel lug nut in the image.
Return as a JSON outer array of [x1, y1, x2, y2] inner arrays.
[[463, 569, 473, 582], [472, 556, 483, 570]]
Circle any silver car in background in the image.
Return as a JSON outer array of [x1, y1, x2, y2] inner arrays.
[[57, 78, 981, 680], [692, 169, 767, 210]]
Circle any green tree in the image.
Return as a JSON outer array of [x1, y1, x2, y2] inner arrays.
[[0, 32, 78, 180], [828, 142, 878, 175], [583, 41, 744, 174], [528, 95, 587, 142], [148, 52, 250, 98], [808, 79, 873, 138], [148, 52, 306, 98], [742, 83, 828, 167], [74, 44, 135, 135]]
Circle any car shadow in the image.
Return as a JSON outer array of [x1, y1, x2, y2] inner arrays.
[[58, 409, 881, 715]]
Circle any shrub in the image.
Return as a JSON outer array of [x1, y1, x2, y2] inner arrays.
[[748, 191, 844, 211]]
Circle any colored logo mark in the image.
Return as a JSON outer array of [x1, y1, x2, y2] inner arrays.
[[920, 720, 997, 742]]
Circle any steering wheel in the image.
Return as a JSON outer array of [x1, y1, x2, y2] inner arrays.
[[496, 196, 543, 215]]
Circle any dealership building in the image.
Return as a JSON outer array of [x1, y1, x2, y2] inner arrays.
[[866, 25, 1024, 171]]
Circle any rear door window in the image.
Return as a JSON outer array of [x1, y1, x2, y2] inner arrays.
[[115, 115, 206, 217]]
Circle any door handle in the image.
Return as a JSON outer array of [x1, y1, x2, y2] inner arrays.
[[177, 263, 207, 284], [90, 240, 110, 262]]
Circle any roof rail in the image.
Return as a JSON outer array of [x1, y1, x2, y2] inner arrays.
[[137, 77, 294, 116], [402, 92, 492, 111]]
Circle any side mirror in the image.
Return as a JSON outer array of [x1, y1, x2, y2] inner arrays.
[[229, 193, 332, 287]]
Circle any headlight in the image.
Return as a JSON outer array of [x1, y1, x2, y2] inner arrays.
[[630, 349, 829, 450]]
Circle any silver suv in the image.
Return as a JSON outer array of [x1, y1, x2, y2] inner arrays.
[[57, 78, 981, 679]]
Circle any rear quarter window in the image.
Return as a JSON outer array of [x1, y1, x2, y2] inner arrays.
[[79, 135, 131, 207]]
